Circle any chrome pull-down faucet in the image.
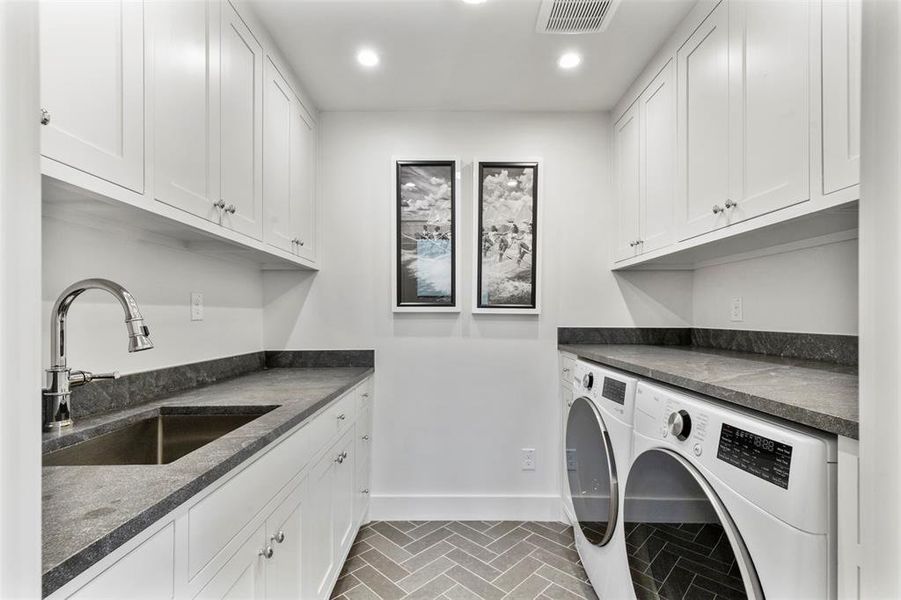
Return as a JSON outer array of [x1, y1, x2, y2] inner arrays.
[[43, 278, 154, 431]]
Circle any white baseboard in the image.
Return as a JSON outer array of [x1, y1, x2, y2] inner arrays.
[[370, 494, 564, 522]]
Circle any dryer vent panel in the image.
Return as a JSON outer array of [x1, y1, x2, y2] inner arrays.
[[536, 0, 621, 34]]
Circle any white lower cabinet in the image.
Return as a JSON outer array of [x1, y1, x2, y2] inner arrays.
[[50, 376, 374, 600], [195, 524, 266, 600], [264, 477, 305, 599], [67, 524, 175, 599]]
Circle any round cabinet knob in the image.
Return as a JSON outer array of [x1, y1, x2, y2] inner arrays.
[[725, 199, 738, 209], [40, 108, 51, 125], [272, 531, 286, 544], [667, 409, 692, 441], [298, 240, 305, 247], [335, 454, 344, 464], [337, 413, 346, 421], [213, 200, 226, 210], [361, 489, 370, 495], [712, 204, 725, 215], [225, 204, 237, 214], [291, 237, 299, 245], [582, 372, 594, 390], [362, 434, 370, 441], [567, 399, 574, 407], [259, 546, 274, 559]]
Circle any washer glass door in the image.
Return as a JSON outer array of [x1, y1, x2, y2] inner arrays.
[[565, 396, 618, 546], [623, 449, 763, 600]]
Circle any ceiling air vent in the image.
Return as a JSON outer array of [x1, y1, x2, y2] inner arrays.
[[536, 0, 621, 34]]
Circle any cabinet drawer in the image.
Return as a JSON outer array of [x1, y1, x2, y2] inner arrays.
[[357, 377, 373, 414], [355, 408, 372, 478]]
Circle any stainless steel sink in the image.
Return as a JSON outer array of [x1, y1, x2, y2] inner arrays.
[[43, 409, 274, 467]]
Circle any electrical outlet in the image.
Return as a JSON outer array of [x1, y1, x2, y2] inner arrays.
[[191, 292, 204, 321], [566, 448, 577, 472], [730, 297, 743, 322], [521, 448, 536, 471]]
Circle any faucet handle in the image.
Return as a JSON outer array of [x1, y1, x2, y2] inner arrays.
[[68, 370, 120, 387]]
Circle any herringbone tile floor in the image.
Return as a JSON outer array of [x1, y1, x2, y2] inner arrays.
[[330, 521, 598, 600]]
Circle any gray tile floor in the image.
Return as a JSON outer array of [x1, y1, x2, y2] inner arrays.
[[331, 521, 599, 600]]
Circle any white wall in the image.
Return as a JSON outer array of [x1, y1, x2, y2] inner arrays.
[[692, 238, 859, 334], [263, 111, 693, 519], [42, 216, 264, 375]]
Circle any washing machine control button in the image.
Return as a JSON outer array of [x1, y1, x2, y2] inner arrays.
[[667, 409, 692, 441], [693, 443, 703, 457], [582, 372, 594, 390]]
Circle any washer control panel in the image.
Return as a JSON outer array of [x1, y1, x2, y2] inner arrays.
[[572, 360, 638, 424], [717, 423, 793, 489]]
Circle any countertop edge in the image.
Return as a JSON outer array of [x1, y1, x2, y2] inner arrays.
[[42, 367, 374, 598], [559, 345, 858, 440]]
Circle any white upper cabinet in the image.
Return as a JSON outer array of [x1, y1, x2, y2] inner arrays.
[[822, 0, 861, 196], [149, 0, 221, 221], [40, 0, 144, 193], [219, 2, 264, 240], [263, 58, 296, 254], [727, 0, 811, 223], [263, 57, 318, 261], [613, 102, 641, 262], [291, 107, 318, 262], [639, 59, 676, 254], [676, 1, 731, 240]]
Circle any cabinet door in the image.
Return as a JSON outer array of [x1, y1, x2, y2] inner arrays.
[[291, 106, 318, 261], [612, 102, 641, 262], [676, 1, 730, 240], [219, 2, 263, 240], [639, 60, 676, 254], [728, 0, 811, 221], [355, 410, 373, 523], [194, 524, 266, 600], [149, 0, 221, 221], [332, 430, 357, 556], [265, 478, 305, 600], [67, 524, 174, 599], [40, 0, 144, 193], [263, 58, 297, 254], [822, 0, 861, 195], [301, 450, 335, 600]]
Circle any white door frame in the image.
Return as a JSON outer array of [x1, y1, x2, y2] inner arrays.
[[0, 2, 42, 597]]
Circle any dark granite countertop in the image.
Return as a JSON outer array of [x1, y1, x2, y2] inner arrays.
[[41, 366, 373, 597], [558, 344, 858, 439]]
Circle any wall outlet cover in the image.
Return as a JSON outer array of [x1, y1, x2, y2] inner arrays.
[[521, 448, 536, 471], [730, 297, 743, 322], [191, 292, 204, 321]]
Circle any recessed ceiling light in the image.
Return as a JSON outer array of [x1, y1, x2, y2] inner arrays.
[[558, 52, 582, 70], [356, 48, 380, 68]]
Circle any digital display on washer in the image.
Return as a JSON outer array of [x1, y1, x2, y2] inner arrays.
[[601, 378, 626, 405], [717, 423, 793, 489]]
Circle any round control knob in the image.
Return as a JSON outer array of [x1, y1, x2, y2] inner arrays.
[[582, 372, 594, 390], [667, 410, 692, 441], [693, 443, 703, 457]]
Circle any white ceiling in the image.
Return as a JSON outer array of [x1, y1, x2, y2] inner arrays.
[[248, 0, 696, 112]]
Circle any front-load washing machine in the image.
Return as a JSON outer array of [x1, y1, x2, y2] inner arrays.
[[622, 381, 837, 599], [564, 360, 639, 597]]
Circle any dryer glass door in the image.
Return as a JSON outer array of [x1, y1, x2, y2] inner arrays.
[[565, 396, 618, 546], [623, 449, 763, 600]]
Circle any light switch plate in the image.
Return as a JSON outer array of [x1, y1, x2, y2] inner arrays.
[[191, 292, 204, 321]]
